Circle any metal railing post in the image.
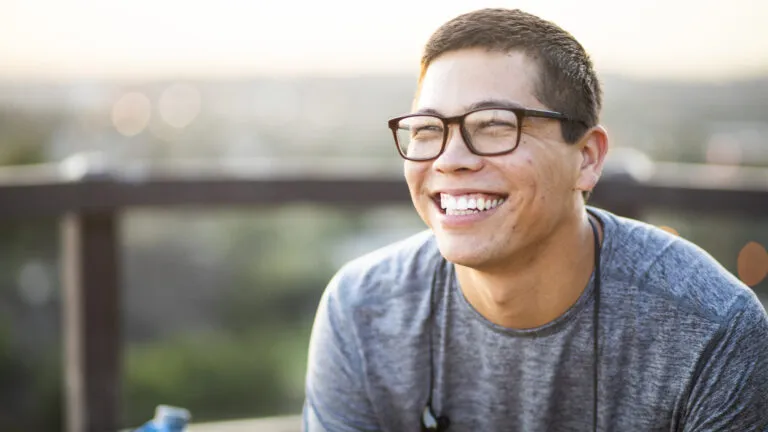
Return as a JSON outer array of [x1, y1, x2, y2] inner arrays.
[[61, 210, 121, 432]]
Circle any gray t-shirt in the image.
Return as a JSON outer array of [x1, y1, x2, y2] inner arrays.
[[303, 207, 768, 431]]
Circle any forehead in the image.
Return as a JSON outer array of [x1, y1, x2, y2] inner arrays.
[[415, 48, 541, 115]]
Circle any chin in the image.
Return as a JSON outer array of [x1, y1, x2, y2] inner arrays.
[[433, 232, 492, 268]]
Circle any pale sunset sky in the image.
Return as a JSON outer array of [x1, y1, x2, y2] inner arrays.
[[1, 0, 766, 81]]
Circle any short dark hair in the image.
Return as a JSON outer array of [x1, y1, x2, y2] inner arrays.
[[419, 8, 602, 144]]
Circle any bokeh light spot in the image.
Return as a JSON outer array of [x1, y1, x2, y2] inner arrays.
[[705, 134, 743, 165], [737, 241, 768, 287], [17, 259, 54, 307], [112, 92, 152, 136], [658, 225, 679, 236], [158, 84, 202, 129]]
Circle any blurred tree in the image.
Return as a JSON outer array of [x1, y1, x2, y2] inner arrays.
[[0, 110, 62, 431], [0, 110, 59, 166]]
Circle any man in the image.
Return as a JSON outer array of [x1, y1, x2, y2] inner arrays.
[[303, 8, 768, 431]]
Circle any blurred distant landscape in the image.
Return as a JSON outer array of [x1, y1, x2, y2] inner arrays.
[[1, 73, 767, 431], [2, 74, 768, 165]]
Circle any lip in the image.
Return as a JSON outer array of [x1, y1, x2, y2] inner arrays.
[[430, 188, 508, 197]]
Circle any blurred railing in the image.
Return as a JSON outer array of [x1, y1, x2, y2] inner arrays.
[[0, 156, 766, 432]]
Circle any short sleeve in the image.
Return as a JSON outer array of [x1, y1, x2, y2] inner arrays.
[[682, 293, 768, 431], [303, 270, 381, 432]]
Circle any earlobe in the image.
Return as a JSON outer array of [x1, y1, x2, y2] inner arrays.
[[575, 171, 600, 192]]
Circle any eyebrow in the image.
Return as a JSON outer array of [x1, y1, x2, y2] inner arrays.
[[414, 98, 525, 116]]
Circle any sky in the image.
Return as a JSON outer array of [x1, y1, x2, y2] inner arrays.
[[1, 0, 767, 81]]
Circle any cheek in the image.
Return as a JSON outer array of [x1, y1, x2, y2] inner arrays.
[[404, 163, 428, 197], [404, 163, 433, 226], [508, 147, 569, 207], [524, 145, 573, 193], [503, 150, 541, 196]]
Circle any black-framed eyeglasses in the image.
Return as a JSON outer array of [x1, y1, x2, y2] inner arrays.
[[387, 107, 581, 162]]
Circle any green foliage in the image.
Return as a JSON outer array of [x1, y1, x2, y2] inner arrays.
[[0, 218, 61, 431], [0, 332, 61, 432], [0, 109, 55, 166], [123, 326, 311, 428]]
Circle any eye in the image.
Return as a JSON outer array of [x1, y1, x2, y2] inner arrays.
[[477, 119, 517, 128], [398, 116, 443, 140], [466, 109, 519, 132], [407, 124, 443, 142], [472, 119, 518, 137], [413, 125, 443, 135]]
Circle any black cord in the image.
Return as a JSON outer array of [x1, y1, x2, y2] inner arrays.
[[426, 261, 438, 416], [422, 257, 444, 431], [589, 215, 602, 432]]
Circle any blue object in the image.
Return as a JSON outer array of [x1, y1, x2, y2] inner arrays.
[[134, 405, 191, 432]]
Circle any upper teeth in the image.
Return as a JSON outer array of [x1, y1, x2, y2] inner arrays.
[[440, 193, 505, 212]]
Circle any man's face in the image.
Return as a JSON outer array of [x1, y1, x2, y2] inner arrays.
[[405, 48, 586, 270]]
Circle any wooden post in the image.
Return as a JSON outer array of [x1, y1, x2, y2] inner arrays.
[[61, 211, 121, 432]]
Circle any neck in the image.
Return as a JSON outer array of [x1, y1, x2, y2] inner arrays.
[[456, 211, 602, 329]]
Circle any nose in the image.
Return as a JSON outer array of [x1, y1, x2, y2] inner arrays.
[[432, 125, 484, 173]]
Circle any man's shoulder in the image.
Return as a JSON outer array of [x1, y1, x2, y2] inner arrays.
[[324, 229, 440, 311], [596, 207, 763, 324]]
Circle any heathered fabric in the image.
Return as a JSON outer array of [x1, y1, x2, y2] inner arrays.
[[303, 207, 768, 431]]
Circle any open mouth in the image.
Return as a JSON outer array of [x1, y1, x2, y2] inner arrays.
[[431, 192, 508, 216]]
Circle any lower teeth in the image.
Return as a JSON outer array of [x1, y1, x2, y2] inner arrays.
[[447, 209, 482, 216]]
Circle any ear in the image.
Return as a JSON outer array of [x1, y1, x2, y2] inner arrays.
[[575, 125, 609, 194]]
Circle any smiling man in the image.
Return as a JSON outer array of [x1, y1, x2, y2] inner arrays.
[[303, 8, 768, 432]]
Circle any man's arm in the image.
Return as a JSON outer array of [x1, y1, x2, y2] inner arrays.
[[303, 271, 380, 432], [683, 293, 768, 431]]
